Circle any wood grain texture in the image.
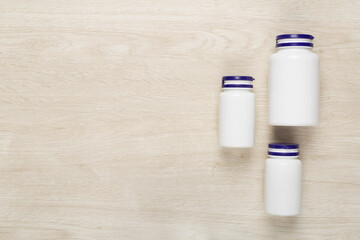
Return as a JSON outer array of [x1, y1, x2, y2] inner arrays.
[[0, 0, 360, 239]]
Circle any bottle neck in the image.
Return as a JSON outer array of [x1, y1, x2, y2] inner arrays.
[[223, 88, 252, 92], [276, 46, 312, 51], [269, 155, 299, 159]]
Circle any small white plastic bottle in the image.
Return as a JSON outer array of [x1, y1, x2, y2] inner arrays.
[[219, 76, 255, 148], [265, 143, 302, 216], [269, 34, 319, 126]]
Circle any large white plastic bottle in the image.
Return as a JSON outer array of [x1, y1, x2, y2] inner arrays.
[[269, 34, 319, 126], [265, 143, 302, 216], [219, 76, 255, 148]]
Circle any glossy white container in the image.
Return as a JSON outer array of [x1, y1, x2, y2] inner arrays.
[[219, 76, 255, 148], [265, 143, 302, 216], [269, 34, 319, 126]]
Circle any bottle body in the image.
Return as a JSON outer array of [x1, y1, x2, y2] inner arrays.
[[265, 157, 302, 216], [219, 76, 255, 148], [269, 35, 319, 126], [219, 89, 255, 148]]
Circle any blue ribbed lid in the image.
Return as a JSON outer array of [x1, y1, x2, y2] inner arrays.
[[268, 143, 299, 149], [276, 34, 314, 48], [276, 34, 314, 40], [222, 76, 254, 89], [268, 143, 299, 157]]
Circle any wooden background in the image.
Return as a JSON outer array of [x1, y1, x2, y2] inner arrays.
[[0, 0, 359, 239]]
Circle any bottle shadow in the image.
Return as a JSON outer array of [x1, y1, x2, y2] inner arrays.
[[219, 147, 254, 169], [269, 126, 314, 145], [266, 215, 300, 235]]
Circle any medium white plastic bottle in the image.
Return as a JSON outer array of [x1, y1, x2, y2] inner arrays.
[[269, 34, 319, 126], [265, 143, 302, 216], [219, 76, 255, 148]]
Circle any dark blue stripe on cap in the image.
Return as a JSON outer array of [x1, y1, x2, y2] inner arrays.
[[268, 151, 299, 156], [276, 42, 313, 48], [276, 34, 314, 40], [222, 84, 253, 88], [222, 76, 254, 81], [268, 143, 299, 149]]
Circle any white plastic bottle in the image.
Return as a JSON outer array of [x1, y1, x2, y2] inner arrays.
[[265, 143, 302, 216], [269, 34, 319, 126], [219, 76, 255, 148]]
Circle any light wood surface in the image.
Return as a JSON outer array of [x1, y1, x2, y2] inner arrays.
[[0, 0, 360, 239]]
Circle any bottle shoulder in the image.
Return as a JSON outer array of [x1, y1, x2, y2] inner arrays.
[[220, 91, 255, 98], [271, 49, 318, 60], [266, 158, 302, 165]]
